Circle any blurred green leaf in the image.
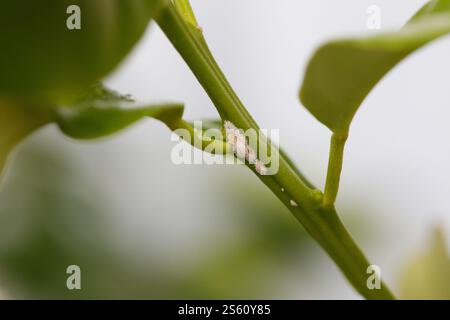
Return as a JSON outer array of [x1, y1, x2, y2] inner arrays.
[[299, 1, 450, 134], [1, 84, 184, 178], [410, 0, 450, 21], [0, 0, 163, 103], [56, 85, 184, 139], [399, 227, 450, 299], [0, 99, 52, 177]]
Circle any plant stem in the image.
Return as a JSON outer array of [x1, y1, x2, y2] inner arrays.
[[172, 0, 200, 29], [169, 118, 233, 154], [156, 3, 395, 299], [323, 132, 348, 208]]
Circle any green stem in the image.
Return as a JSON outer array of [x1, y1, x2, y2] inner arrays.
[[170, 118, 232, 154], [323, 132, 348, 208], [172, 0, 200, 29], [156, 3, 395, 300]]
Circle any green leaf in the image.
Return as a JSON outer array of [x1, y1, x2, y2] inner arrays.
[[399, 227, 450, 299], [299, 2, 450, 134], [1, 85, 184, 179], [55, 85, 184, 139], [0, 0, 163, 103], [410, 0, 450, 21], [0, 99, 52, 177]]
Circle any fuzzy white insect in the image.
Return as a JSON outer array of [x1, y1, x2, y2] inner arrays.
[[235, 134, 247, 160], [255, 160, 269, 175], [224, 120, 270, 175], [290, 200, 298, 207], [224, 121, 238, 145], [246, 146, 257, 164]]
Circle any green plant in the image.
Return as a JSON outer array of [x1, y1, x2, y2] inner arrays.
[[1, 0, 450, 299]]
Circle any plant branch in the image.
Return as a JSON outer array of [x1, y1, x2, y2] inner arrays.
[[323, 132, 348, 208], [155, 3, 395, 299], [168, 118, 232, 155]]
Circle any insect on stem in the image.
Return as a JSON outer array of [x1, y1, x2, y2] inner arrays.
[[224, 120, 269, 175]]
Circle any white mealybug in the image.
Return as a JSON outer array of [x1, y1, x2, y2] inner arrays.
[[224, 121, 238, 147], [290, 200, 298, 207], [255, 159, 269, 175], [235, 134, 247, 160], [246, 146, 257, 164], [224, 120, 270, 175]]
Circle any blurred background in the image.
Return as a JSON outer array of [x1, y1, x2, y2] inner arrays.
[[0, 0, 449, 299]]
